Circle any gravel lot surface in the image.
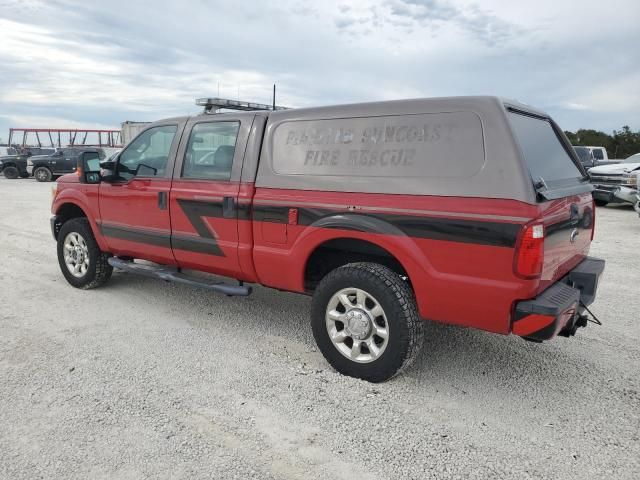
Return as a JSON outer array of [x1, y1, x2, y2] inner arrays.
[[1, 177, 639, 479]]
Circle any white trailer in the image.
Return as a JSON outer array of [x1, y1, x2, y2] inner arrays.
[[121, 121, 151, 145]]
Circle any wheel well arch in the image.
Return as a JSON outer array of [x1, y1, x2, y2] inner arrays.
[[53, 202, 88, 239], [303, 237, 410, 292]]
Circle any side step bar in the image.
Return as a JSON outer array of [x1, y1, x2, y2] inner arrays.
[[108, 257, 252, 296]]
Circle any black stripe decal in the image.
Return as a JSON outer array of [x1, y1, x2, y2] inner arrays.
[[100, 202, 527, 253], [171, 234, 224, 255], [252, 205, 521, 248], [175, 199, 225, 256], [100, 224, 171, 248]]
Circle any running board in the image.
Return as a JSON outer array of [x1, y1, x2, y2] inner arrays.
[[107, 257, 252, 296]]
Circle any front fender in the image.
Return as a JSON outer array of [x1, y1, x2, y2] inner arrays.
[[52, 183, 107, 251]]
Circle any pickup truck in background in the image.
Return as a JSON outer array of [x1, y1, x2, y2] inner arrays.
[[50, 96, 604, 382], [29, 147, 106, 182], [573, 146, 595, 169], [589, 152, 640, 206], [0, 147, 30, 179]]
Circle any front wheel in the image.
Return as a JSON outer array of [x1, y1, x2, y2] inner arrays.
[[34, 167, 52, 182], [57, 218, 113, 289], [2, 166, 19, 179], [311, 263, 424, 382]]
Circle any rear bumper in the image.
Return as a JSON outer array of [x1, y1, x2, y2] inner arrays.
[[512, 257, 605, 342]]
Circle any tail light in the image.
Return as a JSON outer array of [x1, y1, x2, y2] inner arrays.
[[514, 223, 544, 278]]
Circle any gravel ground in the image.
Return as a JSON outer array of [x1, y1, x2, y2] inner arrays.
[[1, 177, 639, 480]]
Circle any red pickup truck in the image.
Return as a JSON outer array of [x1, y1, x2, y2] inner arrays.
[[51, 96, 604, 382]]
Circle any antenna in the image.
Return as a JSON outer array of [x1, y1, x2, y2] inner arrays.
[[273, 84, 276, 110]]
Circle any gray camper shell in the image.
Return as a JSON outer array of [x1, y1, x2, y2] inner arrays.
[[137, 96, 589, 204], [254, 96, 589, 203]]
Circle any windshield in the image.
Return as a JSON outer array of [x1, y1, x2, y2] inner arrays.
[[7, 147, 17, 155], [509, 112, 584, 188], [624, 153, 640, 163]]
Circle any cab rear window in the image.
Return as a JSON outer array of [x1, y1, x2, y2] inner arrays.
[[508, 112, 583, 186]]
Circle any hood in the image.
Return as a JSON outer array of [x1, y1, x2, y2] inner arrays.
[[0, 154, 27, 161], [29, 154, 54, 161], [589, 162, 640, 175]]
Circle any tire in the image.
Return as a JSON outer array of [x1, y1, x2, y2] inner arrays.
[[311, 262, 424, 382], [2, 166, 19, 179], [594, 199, 608, 207], [57, 218, 113, 289], [34, 166, 52, 182]]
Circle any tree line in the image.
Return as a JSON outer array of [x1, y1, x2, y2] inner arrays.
[[564, 126, 640, 159]]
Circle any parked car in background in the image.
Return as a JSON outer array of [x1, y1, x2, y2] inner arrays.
[[29, 147, 106, 182], [574, 146, 595, 169], [0, 150, 30, 179], [587, 146, 608, 164], [635, 174, 640, 217], [589, 152, 640, 206]]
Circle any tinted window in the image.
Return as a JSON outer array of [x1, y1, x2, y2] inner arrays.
[[509, 112, 583, 186], [118, 125, 177, 181], [7, 147, 17, 155], [592, 148, 604, 160], [182, 122, 240, 181]]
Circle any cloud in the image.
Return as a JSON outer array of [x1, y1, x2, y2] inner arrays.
[[0, 0, 638, 143], [383, 0, 524, 46]]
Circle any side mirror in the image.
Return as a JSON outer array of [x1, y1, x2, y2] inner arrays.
[[78, 153, 104, 184], [99, 157, 118, 182]]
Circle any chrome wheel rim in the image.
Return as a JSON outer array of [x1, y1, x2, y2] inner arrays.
[[63, 232, 90, 278], [36, 169, 47, 180], [325, 287, 389, 363]]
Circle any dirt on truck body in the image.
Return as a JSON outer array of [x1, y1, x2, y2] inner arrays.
[[50, 96, 604, 382]]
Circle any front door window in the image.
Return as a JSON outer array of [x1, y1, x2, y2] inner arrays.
[[118, 125, 177, 180]]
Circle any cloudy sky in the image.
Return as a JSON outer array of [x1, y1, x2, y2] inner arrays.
[[0, 0, 638, 144]]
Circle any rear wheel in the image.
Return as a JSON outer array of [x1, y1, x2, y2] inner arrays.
[[2, 166, 19, 179], [57, 218, 113, 289], [34, 167, 52, 182], [311, 262, 423, 382], [594, 199, 608, 207]]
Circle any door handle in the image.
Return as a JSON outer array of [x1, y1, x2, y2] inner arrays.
[[222, 196, 236, 218], [158, 191, 168, 210]]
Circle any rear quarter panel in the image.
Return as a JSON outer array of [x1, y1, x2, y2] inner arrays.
[[252, 188, 540, 334]]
